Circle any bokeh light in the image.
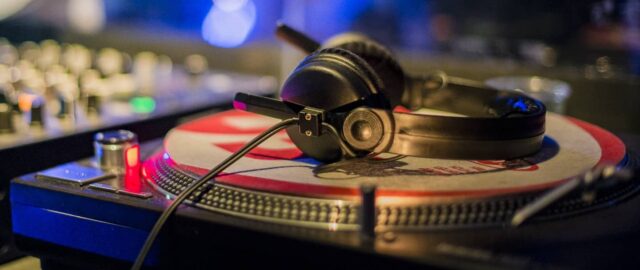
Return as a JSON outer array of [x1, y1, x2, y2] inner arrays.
[[201, 0, 256, 48]]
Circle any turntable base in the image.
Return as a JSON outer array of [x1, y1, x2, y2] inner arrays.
[[142, 110, 630, 230], [10, 109, 640, 270]]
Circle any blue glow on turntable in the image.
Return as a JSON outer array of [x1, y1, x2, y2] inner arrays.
[[293, 156, 322, 166]]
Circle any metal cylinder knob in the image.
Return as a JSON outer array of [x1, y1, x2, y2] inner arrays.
[[94, 130, 139, 174]]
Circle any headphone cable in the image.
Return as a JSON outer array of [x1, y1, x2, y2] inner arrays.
[[131, 118, 298, 270]]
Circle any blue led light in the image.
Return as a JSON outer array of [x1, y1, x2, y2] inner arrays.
[[512, 99, 528, 111], [201, 0, 256, 48]]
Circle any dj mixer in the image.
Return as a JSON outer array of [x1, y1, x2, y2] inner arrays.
[[0, 38, 276, 262]]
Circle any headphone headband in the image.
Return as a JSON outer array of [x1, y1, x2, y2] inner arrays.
[[337, 73, 546, 159], [235, 73, 546, 160]]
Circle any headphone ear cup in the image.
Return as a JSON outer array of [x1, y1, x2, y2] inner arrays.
[[285, 126, 344, 163], [330, 39, 406, 108], [280, 48, 384, 162], [280, 47, 387, 111]]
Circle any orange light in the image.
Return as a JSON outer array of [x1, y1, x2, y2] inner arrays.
[[17, 93, 36, 112], [126, 145, 139, 167]]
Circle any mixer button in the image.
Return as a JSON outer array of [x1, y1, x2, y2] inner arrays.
[[36, 163, 115, 186]]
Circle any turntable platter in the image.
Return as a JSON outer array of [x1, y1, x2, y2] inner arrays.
[[155, 110, 625, 198], [141, 110, 630, 229]]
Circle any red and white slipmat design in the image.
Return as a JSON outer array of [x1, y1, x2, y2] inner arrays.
[[144, 109, 625, 204]]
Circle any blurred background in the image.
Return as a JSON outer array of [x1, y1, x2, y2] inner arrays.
[[0, 0, 638, 133]]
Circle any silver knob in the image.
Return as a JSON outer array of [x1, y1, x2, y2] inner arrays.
[[94, 130, 139, 174]]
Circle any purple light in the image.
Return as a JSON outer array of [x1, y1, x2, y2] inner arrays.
[[233, 100, 247, 111]]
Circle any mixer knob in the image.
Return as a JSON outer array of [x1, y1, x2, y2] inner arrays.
[[184, 54, 208, 89], [44, 65, 67, 89], [0, 43, 18, 66], [133, 51, 158, 94], [157, 55, 173, 76], [18, 41, 40, 63], [97, 48, 123, 76], [80, 69, 101, 85], [56, 95, 74, 119], [63, 44, 92, 76], [0, 102, 14, 133], [86, 93, 101, 115], [81, 75, 105, 115], [29, 97, 45, 126], [52, 78, 78, 118], [0, 64, 10, 85], [184, 54, 208, 76], [38, 40, 61, 70], [121, 52, 133, 74], [0, 83, 15, 103], [94, 130, 139, 174]]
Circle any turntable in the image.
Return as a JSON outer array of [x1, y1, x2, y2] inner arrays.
[[9, 23, 640, 270], [10, 106, 640, 269]]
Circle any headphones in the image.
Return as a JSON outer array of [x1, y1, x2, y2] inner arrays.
[[233, 23, 546, 162]]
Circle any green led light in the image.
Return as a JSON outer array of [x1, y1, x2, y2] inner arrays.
[[130, 96, 156, 114]]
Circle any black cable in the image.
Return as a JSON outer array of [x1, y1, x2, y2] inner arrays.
[[321, 122, 357, 157], [131, 118, 298, 270]]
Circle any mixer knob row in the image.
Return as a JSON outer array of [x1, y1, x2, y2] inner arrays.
[[0, 37, 230, 135]]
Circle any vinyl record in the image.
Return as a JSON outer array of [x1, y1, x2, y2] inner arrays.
[[142, 109, 630, 229], [157, 110, 624, 198]]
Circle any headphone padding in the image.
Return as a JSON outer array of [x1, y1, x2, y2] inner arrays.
[[334, 40, 405, 108]]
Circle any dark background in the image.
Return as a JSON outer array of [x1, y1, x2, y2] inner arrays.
[[1, 0, 638, 134]]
